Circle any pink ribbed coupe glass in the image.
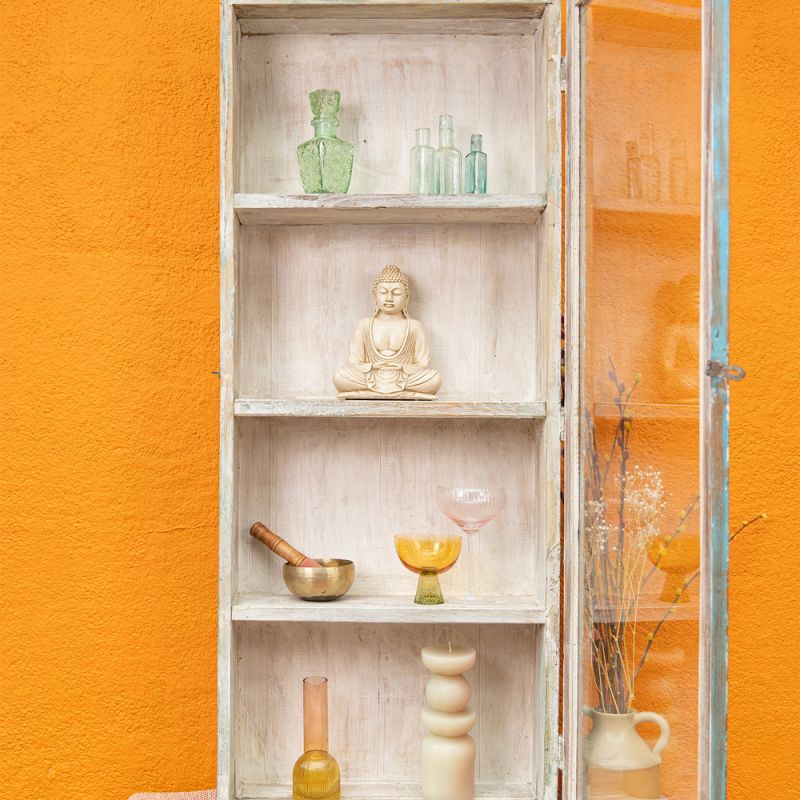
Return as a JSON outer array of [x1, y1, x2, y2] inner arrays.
[[435, 486, 506, 600]]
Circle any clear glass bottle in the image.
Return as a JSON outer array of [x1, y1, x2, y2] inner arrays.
[[638, 123, 661, 203], [297, 90, 354, 194], [465, 134, 487, 194], [434, 114, 462, 195], [409, 128, 435, 194], [669, 137, 688, 203], [625, 140, 641, 199], [293, 677, 340, 800]]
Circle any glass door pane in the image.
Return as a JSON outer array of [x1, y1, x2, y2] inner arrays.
[[564, 0, 729, 797]]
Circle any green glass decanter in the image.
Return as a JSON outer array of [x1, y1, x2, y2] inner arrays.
[[297, 89, 354, 194]]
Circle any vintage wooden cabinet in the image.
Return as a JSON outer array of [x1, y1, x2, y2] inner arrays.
[[218, 2, 732, 799]]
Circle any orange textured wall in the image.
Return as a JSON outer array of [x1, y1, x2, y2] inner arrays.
[[1, 2, 220, 797], [728, 0, 800, 797], [0, 2, 797, 800]]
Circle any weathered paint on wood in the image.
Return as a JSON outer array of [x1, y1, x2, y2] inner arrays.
[[237, 31, 547, 196], [233, 194, 547, 226], [235, 417, 547, 600], [699, 0, 731, 798], [235, 224, 547, 403], [235, 623, 541, 796], [562, 2, 584, 798], [238, 17, 539, 34], [221, 4, 562, 799], [538, 5, 561, 800], [232, 593, 547, 624], [234, 399, 548, 419], [218, 4, 238, 800], [232, 0, 549, 20]]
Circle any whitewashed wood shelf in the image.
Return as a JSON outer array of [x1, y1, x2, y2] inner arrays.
[[232, 0, 550, 18], [234, 194, 548, 226], [232, 1, 550, 35], [233, 594, 546, 624], [239, 781, 537, 800], [234, 398, 548, 419]]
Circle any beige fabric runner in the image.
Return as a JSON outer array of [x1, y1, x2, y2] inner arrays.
[[129, 792, 215, 800]]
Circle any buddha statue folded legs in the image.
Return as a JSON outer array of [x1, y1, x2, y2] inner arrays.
[[333, 266, 442, 400]]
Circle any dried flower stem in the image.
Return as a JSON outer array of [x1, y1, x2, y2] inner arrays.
[[584, 364, 652, 712], [634, 513, 766, 680]]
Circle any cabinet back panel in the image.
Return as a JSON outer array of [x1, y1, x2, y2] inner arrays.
[[237, 223, 545, 402], [235, 622, 541, 793], [236, 417, 545, 599], [238, 31, 544, 194]]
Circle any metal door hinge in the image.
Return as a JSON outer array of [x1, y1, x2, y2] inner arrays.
[[560, 57, 567, 92], [559, 408, 566, 442], [705, 361, 746, 382]]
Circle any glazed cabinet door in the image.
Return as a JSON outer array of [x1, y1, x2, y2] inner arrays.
[[563, 1, 733, 799]]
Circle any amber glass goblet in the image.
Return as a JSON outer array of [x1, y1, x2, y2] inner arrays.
[[394, 534, 462, 605]]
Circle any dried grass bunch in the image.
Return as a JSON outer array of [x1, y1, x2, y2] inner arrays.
[[583, 361, 762, 713]]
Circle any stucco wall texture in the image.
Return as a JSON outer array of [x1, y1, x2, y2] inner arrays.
[[1, 2, 798, 799]]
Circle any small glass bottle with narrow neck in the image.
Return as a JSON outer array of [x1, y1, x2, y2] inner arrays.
[[292, 677, 340, 800], [410, 128, 435, 194], [435, 114, 462, 195], [465, 134, 487, 194]]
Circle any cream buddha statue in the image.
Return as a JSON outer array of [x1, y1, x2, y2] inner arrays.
[[334, 265, 441, 399]]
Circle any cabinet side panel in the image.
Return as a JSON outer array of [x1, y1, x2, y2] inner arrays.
[[219, 5, 238, 800], [536, 7, 562, 800]]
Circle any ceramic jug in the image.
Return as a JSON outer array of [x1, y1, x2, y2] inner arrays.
[[585, 709, 670, 799]]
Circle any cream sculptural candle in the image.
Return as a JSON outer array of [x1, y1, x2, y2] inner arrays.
[[420, 644, 477, 800]]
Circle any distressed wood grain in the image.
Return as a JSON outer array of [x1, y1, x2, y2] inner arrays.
[[235, 623, 541, 795], [236, 417, 546, 601], [232, 0, 549, 20], [236, 224, 544, 402], [233, 593, 547, 623], [233, 194, 547, 225], [237, 31, 544, 195], [221, 5, 562, 800], [218, 4, 239, 800], [234, 399, 548, 419]]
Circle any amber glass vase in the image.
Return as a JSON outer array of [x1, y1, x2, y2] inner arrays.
[[293, 676, 341, 800]]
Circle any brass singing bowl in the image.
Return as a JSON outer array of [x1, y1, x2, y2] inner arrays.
[[282, 558, 355, 602]]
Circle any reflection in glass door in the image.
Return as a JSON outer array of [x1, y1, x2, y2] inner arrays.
[[565, 0, 727, 798]]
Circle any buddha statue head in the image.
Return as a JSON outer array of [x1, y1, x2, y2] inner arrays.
[[372, 265, 410, 318]]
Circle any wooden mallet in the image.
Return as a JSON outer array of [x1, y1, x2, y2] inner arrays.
[[249, 522, 322, 568]]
